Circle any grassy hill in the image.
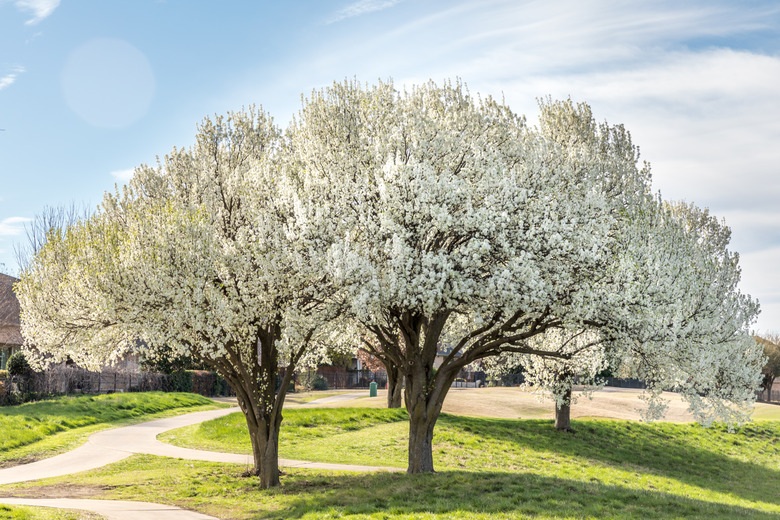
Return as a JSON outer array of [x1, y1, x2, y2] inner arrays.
[[6, 405, 778, 519]]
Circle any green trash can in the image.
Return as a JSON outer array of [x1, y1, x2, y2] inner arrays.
[[369, 381, 378, 397]]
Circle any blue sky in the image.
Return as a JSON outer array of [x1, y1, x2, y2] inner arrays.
[[1, 0, 779, 332]]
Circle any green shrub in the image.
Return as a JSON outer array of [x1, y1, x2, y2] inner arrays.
[[6, 352, 31, 377], [312, 374, 329, 391], [211, 373, 232, 396], [168, 370, 193, 393]]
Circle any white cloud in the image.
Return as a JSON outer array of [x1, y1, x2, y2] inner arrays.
[[288, 0, 780, 330], [110, 169, 135, 182], [740, 246, 780, 333], [0, 217, 32, 236], [0, 67, 25, 91], [467, 49, 780, 209], [15, 0, 60, 25], [327, 0, 404, 24]]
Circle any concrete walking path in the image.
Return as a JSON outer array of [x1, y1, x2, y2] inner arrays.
[[0, 404, 403, 518], [0, 406, 401, 486], [0, 408, 236, 485], [0, 497, 220, 520]]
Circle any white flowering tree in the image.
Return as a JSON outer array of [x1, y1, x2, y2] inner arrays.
[[491, 195, 764, 431], [607, 199, 764, 424], [16, 108, 341, 488], [487, 99, 765, 432], [290, 80, 763, 473], [484, 329, 609, 432]]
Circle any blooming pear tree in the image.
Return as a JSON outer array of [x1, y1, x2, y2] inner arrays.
[[17, 78, 763, 479], [16, 108, 342, 488], [487, 99, 765, 432], [607, 199, 764, 425], [290, 80, 763, 473], [491, 196, 764, 431], [485, 328, 609, 432]]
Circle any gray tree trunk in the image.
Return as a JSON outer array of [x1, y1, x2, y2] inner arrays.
[[387, 364, 403, 408], [248, 416, 281, 488], [405, 383, 439, 473], [554, 386, 573, 432]]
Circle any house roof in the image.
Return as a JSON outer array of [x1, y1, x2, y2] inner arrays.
[[0, 274, 22, 346]]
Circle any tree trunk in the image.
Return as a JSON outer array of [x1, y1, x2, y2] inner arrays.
[[247, 415, 281, 488], [232, 377, 283, 488], [403, 354, 453, 474], [220, 327, 294, 489], [555, 386, 573, 432], [405, 382, 440, 473], [387, 310, 452, 474], [407, 402, 436, 473], [386, 363, 403, 408]]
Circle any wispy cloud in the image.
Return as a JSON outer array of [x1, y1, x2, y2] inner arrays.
[[327, 0, 404, 24], [0, 67, 25, 91], [14, 0, 60, 25], [0, 217, 32, 236], [741, 246, 780, 334], [291, 0, 780, 331], [110, 169, 135, 182]]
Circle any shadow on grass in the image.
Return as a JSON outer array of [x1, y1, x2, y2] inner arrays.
[[266, 470, 779, 520], [436, 414, 780, 508], [2, 453, 778, 520]]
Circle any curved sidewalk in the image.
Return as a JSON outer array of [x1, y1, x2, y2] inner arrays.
[[0, 497, 219, 520], [0, 400, 402, 518], [0, 405, 403, 487]]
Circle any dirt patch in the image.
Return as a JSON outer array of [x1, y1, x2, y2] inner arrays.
[[316, 386, 780, 422], [0, 455, 45, 470], [1, 484, 112, 499]]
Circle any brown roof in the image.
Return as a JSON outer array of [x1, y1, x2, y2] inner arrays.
[[0, 274, 22, 346]]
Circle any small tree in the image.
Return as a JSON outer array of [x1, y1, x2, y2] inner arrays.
[[486, 329, 608, 432], [755, 334, 780, 401], [6, 351, 31, 377]]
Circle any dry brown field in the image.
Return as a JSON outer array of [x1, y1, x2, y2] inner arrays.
[[313, 386, 780, 422]]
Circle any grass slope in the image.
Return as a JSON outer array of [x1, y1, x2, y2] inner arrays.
[[0, 392, 220, 467], [13, 408, 780, 519]]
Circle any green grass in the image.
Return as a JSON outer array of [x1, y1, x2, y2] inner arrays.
[[0, 504, 102, 519], [286, 392, 341, 405], [0, 392, 222, 467], [23, 408, 777, 519], [161, 408, 408, 457]]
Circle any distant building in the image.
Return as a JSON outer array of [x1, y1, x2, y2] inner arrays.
[[0, 273, 22, 370]]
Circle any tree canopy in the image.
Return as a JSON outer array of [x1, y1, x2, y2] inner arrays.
[[289, 80, 763, 472], [16, 79, 764, 480], [16, 107, 342, 488]]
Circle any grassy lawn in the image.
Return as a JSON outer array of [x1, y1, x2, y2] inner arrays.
[[161, 408, 409, 459], [6, 408, 779, 519], [0, 504, 101, 520], [284, 391, 350, 405], [0, 392, 224, 468]]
